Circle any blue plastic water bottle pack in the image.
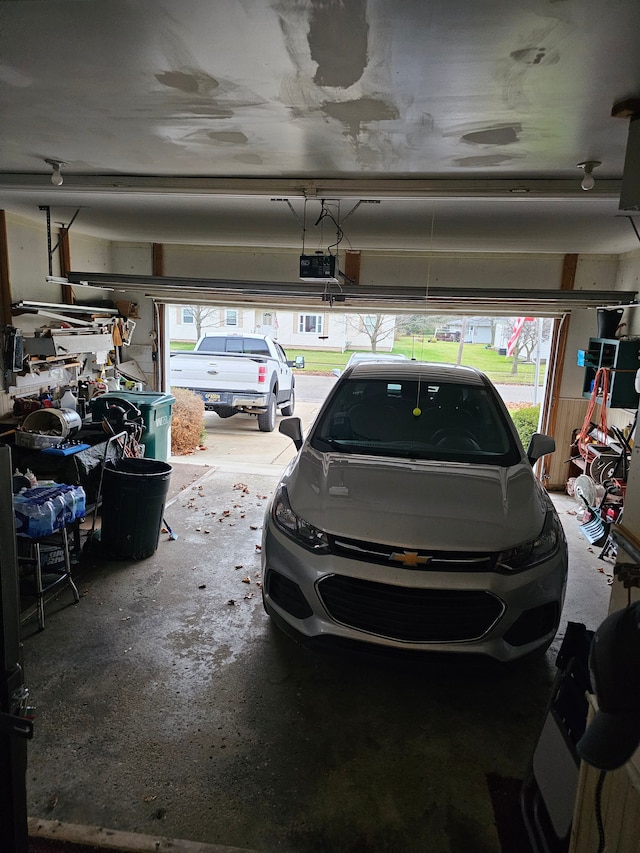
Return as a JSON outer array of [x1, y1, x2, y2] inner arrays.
[[14, 483, 87, 538]]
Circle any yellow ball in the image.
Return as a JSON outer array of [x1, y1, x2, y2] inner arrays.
[[413, 406, 422, 417]]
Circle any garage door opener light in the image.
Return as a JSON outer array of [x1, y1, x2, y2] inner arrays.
[[577, 160, 601, 191], [44, 158, 67, 187]]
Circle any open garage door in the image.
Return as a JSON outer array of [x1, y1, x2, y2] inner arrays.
[[66, 270, 637, 317]]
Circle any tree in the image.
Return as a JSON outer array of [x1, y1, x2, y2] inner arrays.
[[346, 314, 395, 352], [455, 317, 468, 366], [399, 315, 431, 336], [183, 304, 219, 339], [508, 318, 550, 374], [398, 315, 455, 337]]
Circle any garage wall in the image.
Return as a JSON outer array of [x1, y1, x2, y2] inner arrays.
[[560, 308, 602, 399], [161, 243, 625, 296], [5, 214, 52, 305], [163, 244, 298, 282], [360, 251, 568, 290], [5, 213, 112, 333], [0, 214, 114, 415], [5, 214, 112, 314], [109, 242, 158, 385], [615, 248, 640, 336]]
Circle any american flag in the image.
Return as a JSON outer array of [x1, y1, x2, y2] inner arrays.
[[506, 317, 534, 357]]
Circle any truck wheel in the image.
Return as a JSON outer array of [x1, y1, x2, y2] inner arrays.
[[281, 388, 295, 417], [258, 394, 277, 432]]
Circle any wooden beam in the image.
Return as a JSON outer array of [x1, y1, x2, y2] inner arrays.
[[539, 254, 577, 485], [58, 227, 75, 304], [152, 244, 165, 392], [344, 250, 361, 284], [0, 211, 12, 327], [152, 243, 164, 277]]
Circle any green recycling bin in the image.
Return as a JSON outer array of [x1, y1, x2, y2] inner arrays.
[[90, 391, 176, 460]]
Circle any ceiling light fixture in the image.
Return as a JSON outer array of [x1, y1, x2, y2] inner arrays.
[[577, 160, 601, 191], [44, 158, 67, 186]]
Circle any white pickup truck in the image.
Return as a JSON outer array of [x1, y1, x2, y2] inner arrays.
[[169, 333, 302, 431]]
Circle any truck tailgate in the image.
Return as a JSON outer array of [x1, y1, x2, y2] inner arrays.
[[169, 352, 264, 392]]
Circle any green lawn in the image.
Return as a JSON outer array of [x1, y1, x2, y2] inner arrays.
[[284, 337, 546, 385], [170, 335, 545, 386]]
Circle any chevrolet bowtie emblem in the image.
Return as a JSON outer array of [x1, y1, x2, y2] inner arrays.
[[389, 551, 431, 567]]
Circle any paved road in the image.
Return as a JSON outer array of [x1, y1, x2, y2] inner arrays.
[[294, 373, 337, 402], [294, 373, 541, 404]]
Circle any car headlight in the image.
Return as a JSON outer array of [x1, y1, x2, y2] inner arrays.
[[272, 484, 330, 553], [498, 510, 563, 572]]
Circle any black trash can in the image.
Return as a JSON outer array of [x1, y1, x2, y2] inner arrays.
[[100, 458, 172, 560]]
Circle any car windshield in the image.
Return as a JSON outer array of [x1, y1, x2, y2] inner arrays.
[[310, 377, 521, 465], [197, 336, 270, 355]]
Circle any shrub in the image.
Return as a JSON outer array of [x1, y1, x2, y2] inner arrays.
[[170, 387, 205, 455], [510, 405, 540, 449]]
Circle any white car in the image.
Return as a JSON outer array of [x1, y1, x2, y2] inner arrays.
[[333, 351, 410, 377], [345, 351, 410, 367], [261, 361, 567, 662]]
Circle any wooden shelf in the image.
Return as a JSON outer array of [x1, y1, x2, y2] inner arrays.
[[581, 337, 640, 409]]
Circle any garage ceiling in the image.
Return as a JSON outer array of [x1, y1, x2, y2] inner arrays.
[[1, 0, 640, 259]]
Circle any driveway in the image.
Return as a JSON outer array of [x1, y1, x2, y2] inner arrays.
[[182, 374, 337, 474]]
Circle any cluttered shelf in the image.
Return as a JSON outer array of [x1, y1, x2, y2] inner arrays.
[[6, 386, 175, 632], [15, 490, 84, 631], [10, 422, 135, 632], [565, 416, 634, 563], [567, 437, 631, 482]]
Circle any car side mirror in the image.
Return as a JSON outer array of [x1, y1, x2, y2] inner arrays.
[[332, 368, 342, 378], [279, 417, 304, 450], [287, 356, 305, 369], [526, 432, 555, 465]]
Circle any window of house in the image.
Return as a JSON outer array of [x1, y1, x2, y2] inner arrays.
[[363, 315, 377, 334], [181, 307, 195, 324], [225, 309, 238, 326], [299, 314, 323, 334]]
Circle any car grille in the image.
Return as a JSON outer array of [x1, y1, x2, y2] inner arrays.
[[329, 534, 498, 572], [317, 575, 504, 642]]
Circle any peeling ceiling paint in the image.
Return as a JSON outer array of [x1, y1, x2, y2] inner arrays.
[[308, 0, 369, 88], [322, 97, 400, 137], [461, 125, 522, 146], [155, 70, 217, 93], [208, 131, 249, 144], [453, 154, 520, 168], [510, 46, 560, 66]]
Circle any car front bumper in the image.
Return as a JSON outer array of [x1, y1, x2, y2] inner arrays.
[[261, 520, 568, 663]]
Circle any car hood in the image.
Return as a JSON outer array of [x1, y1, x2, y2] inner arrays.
[[283, 448, 548, 551]]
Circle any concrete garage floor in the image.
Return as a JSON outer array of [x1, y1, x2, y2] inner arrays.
[[21, 390, 613, 853]]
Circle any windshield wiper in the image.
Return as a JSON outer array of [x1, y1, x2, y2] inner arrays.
[[314, 436, 349, 451]]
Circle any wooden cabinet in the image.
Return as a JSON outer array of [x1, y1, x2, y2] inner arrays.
[[580, 337, 640, 409]]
